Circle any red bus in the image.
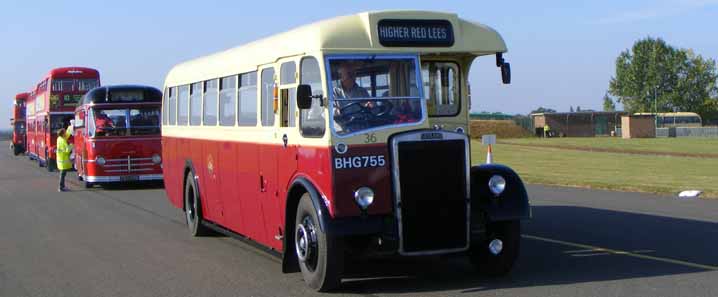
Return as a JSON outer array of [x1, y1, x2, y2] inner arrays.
[[73, 85, 163, 188], [10, 92, 28, 155], [26, 67, 100, 171], [162, 11, 528, 291]]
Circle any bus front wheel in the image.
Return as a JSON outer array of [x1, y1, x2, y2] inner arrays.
[[184, 173, 211, 236], [295, 194, 343, 292]]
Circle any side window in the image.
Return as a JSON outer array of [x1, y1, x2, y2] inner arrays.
[[421, 62, 460, 117], [177, 85, 189, 125], [280, 61, 297, 127], [190, 82, 202, 126], [299, 57, 325, 137], [203, 79, 218, 126], [168, 87, 177, 125], [163, 88, 169, 125], [260, 68, 275, 127], [219, 76, 237, 126], [238, 72, 257, 126]]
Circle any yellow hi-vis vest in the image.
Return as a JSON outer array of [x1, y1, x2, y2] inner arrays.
[[56, 134, 73, 171]]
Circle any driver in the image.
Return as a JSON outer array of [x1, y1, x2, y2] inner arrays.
[[333, 63, 369, 99]]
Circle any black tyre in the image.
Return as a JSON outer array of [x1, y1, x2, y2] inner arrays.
[[295, 194, 343, 291], [469, 220, 521, 277], [47, 158, 55, 172], [12, 146, 21, 156], [184, 172, 211, 236], [84, 180, 93, 188]]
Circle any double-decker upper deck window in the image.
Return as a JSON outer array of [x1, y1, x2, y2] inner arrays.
[[219, 76, 237, 126], [203, 79, 218, 126], [190, 82, 202, 126], [78, 79, 99, 91], [300, 57, 325, 137], [421, 62, 460, 116], [238, 72, 257, 126], [329, 56, 422, 135], [52, 79, 74, 92], [177, 85, 189, 125], [261, 68, 275, 127]]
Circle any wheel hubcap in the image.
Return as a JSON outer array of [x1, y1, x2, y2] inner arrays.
[[295, 217, 317, 263]]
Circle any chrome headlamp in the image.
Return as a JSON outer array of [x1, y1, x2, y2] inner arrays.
[[151, 154, 162, 164], [96, 156, 106, 166], [353, 187, 375, 210], [488, 175, 506, 196]]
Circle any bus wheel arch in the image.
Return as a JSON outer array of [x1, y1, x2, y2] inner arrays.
[[182, 160, 210, 236], [283, 177, 330, 274]]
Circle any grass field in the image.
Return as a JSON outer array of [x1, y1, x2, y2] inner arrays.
[[471, 138, 718, 198], [499, 137, 718, 155]]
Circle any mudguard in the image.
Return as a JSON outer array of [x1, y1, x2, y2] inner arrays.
[[470, 164, 531, 222]]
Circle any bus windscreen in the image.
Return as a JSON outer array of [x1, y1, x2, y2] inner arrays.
[[329, 57, 422, 135]]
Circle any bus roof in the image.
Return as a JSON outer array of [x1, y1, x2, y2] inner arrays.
[[81, 85, 162, 105], [15, 92, 29, 100], [633, 112, 701, 117], [45, 67, 100, 79], [165, 10, 507, 87]]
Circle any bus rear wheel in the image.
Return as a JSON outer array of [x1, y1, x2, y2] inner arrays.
[[469, 220, 521, 277], [184, 172, 211, 236], [295, 194, 343, 291]]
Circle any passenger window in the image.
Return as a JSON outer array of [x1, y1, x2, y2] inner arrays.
[[299, 57, 325, 137], [261, 68, 275, 127], [190, 82, 202, 126], [280, 61, 297, 128], [421, 62, 460, 117], [280, 62, 296, 84], [163, 87, 169, 125], [219, 76, 237, 126], [238, 72, 258, 126], [168, 87, 177, 125], [203, 79, 219, 126], [177, 85, 189, 125]]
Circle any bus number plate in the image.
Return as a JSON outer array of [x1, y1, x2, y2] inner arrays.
[[335, 155, 386, 169], [120, 175, 139, 182]]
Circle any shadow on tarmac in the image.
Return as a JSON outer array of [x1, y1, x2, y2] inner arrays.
[[337, 205, 716, 294]]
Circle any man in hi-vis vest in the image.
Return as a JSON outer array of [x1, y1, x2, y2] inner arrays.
[[56, 127, 73, 192]]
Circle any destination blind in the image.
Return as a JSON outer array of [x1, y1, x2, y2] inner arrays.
[[378, 19, 454, 47]]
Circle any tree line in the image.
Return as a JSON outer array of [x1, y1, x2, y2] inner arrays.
[[607, 37, 718, 123]]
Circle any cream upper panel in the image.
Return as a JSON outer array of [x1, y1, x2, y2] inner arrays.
[[163, 10, 507, 88]]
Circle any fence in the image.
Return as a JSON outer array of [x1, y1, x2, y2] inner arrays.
[[616, 127, 718, 138]]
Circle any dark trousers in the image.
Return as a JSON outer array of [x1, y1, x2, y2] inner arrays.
[[59, 170, 67, 189]]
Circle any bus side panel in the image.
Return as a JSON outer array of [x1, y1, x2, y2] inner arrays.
[[162, 136, 183, 209], [219, 141, 243, 233], [236, 140, 266, 243], [259, 143, 282, 250], [202, 140, 224, 225]]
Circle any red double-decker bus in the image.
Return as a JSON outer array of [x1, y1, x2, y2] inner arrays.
[[73, 85, 163, 188], [26, 67, 100, 171], [10, 92, 28, 155]]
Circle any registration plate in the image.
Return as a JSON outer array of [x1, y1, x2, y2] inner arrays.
[[120, 175, 139, 182]]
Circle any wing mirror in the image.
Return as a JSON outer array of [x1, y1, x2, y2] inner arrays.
[[496, 53, 511, 84], [297, 84, 317, 109]]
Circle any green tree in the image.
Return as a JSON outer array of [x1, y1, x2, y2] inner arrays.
[[530, 107, 556, 114], [608, 37, 718, 120], [602, 93, 616, 111]]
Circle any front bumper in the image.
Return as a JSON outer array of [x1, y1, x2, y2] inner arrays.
[[85, 174, 163, 183]]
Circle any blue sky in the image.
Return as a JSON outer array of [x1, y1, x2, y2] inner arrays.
[[2, 0, 717, 128]]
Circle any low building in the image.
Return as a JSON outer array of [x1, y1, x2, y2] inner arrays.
[[531, 111, 627, 137], [621, 115, 656, 138]]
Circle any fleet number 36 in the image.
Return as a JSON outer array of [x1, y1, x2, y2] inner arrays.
[[334, 155, 386, 169]]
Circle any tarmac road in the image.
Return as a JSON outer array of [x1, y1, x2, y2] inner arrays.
[[1, 142, 716, 297]]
